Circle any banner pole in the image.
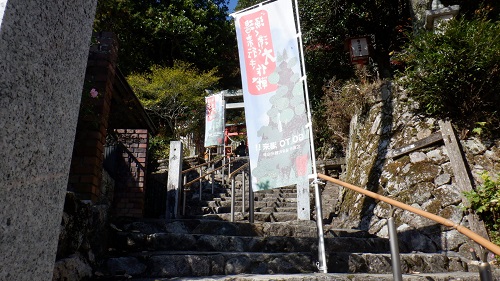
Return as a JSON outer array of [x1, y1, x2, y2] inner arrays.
[[293, 0, 328, 273], [222, 99, 227, 186]]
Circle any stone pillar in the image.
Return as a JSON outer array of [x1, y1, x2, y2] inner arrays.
[[0, 0, 97, 280]]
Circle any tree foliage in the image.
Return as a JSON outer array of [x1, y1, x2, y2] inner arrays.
[[300, 0, 410, 104], [127, 61, 220, 139], [93, 0, 240, 89], [234, 0, 410, 105], [395, 18, 500, 136], [232, 0, 411, 156]]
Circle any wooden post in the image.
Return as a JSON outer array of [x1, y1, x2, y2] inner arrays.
[[439, 121, 490, 243], [166, 141, 183, 220]]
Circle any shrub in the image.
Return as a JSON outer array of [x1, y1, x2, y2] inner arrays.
[[395, 18, 500, 137], [463, 172, 500, 257], [316, 69, 382, 157]]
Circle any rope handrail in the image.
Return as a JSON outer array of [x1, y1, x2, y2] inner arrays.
[[228, 163, 249, 180], [184, 161, 232, 187], [317, 173, 500, 256]]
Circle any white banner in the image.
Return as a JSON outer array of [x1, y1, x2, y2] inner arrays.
[[234, 0, 312, 191], [204, 93, 225, 147]]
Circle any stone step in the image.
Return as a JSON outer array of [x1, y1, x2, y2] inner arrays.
[[256, 207, 275, 213], [191, 211, 298, 222], [110, 219, 376, 238], [105, 252, 316, 278], [260, 193, 297, 200], [113, 232, 393, 254], [327, 252, 469, 274], [103, 251, 474, 278], [208, 200, 296, 208], [276, 207, 297, 212], [195, 205, 295, 215], [271, 212, 297, 222], [129, 272, 487, 281], [262, 197, 297, 203]]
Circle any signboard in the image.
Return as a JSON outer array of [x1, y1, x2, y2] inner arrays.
[[349, 37, 370, 64], [234, 0, 312, 191], [204, 93, 225, 147]]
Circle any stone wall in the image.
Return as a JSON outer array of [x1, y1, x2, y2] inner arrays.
[[53, 191, 110, 280], [333, 81, 499, 257], [0, 0, 97, 279]]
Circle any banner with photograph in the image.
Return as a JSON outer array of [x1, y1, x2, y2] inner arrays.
[[204, 93, 225, 147], [233, 0, 312, 191]]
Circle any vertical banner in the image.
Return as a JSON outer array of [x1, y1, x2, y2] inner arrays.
[[204, 93, 225, 147], [234, 0, 312, 191]]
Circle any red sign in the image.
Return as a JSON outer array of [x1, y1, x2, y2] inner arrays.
[[206, 96, 216, 121], [239, 10, 278, 95]]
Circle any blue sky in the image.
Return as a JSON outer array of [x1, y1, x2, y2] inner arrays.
[[228, 0, 238, 13]]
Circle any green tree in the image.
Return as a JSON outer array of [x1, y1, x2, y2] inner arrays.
[[127, 61, 220, 139], [395, 18, 500, 136], [232, 0, 411, 156], [94, 0, 240, 89], [234, 0, 260, 12]]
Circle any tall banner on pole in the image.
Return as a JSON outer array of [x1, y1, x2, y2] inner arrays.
[[204, 93, 225, 147], [233, 0, 312, 192]]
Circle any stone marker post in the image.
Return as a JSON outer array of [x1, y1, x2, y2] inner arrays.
[[166, 141, 183, 219], [0, 0, 97, 280]]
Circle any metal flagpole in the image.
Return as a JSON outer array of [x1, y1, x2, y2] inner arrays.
[[293, 0, 328, 273], [230, 0, 327, 271]]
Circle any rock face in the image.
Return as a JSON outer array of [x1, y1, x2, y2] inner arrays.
[[334, 81, 500, 257], [53, 192, 110, 280]]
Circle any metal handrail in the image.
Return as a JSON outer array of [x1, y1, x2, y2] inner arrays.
[[184, 161, 232, 187], [317, 173, 500, 256], [181, 157, 223, 174], [228, 163, 249, 179], [228, 163, 249, 222], [180, 159, 231, 216]]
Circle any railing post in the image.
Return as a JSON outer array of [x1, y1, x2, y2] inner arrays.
[[182, 175, 187, 217], [199, 167, 202, 200], [231, 177, 236, 222], [242, 171, 246, 214], [249, 173, 254, 223], [388, 217, 403, 281], [478, 260, 493, 281], [312, 181, 328, 273], [211, 162, 215, 194], [222, 157, 226, 186], [227, 156, 232, 186]]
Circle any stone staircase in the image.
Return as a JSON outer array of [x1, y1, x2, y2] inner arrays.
[[94, 163, 498, 280], [186, 185, 300, 222], [97, 218, 491, 280]]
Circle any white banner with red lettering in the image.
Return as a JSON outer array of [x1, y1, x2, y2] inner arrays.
[[204, 93, 225, 147], [233, 0, 312, 191]]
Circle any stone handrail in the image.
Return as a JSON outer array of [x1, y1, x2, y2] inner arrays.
[[317, 173, 500, 256]]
